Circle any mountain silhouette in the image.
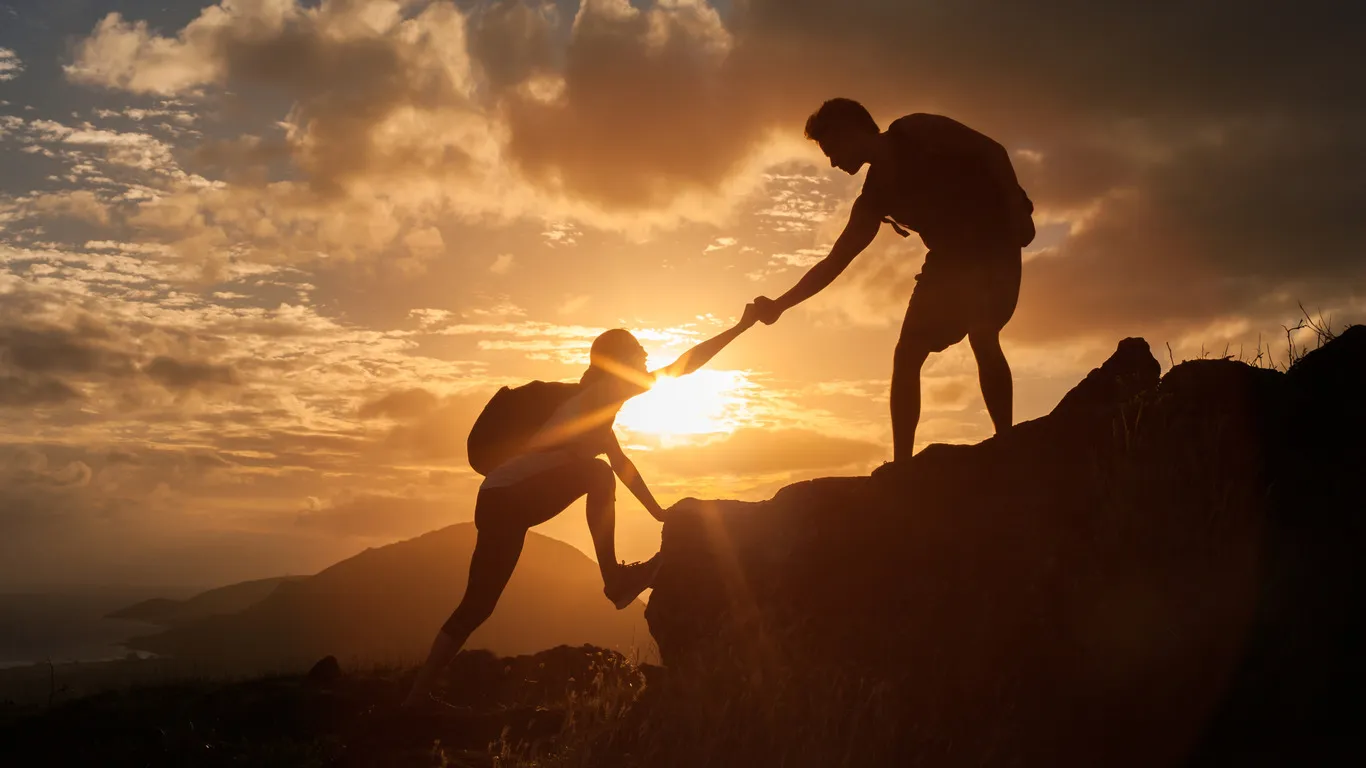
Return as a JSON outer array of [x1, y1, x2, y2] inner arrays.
[[647, 326, 1365, 767], [107, 576, 305, 627], [126, 524, 653, 669]]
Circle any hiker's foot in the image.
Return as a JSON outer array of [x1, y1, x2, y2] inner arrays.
[[604, 554, 663, 609]]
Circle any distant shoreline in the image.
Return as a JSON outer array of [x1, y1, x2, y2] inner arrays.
[[0, 648, 160, 671]]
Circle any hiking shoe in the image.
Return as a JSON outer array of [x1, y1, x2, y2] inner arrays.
[[605, 554, 663, 609]]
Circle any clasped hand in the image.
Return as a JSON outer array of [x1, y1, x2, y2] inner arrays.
[[737, 296, 783, 330]]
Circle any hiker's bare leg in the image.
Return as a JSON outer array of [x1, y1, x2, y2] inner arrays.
[[970, 327, 1013, 434], [891, 340, 930, 463], [583, 458, 622, 585], [404, 527, 525, 707]]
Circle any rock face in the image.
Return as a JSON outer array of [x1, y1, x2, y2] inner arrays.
[[645, 328, 1365, 767]]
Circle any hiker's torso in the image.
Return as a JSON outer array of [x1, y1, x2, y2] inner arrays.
[[479, 378, 634, 489], [859, 113, 1034, 254]]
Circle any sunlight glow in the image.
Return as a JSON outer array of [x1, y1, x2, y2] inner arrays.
[[616, 370, 753, 441]]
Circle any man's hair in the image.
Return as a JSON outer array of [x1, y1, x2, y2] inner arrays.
[[804, 98, 879, 143]]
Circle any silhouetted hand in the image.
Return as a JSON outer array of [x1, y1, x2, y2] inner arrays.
[[752, 295, 784, 325], [739, 302, 761, 329]]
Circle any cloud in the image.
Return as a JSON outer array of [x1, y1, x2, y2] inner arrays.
[[489, 252, 515, 275], [64, 12, 226, 95], [58, 0, 807, 240], [0, 375, 83, 407], [143, 355, 240, 390], [66, 1, 482, 192], [375, 390, 491, 463], [56, 0, 1356, 313], [358, 386, 494, 463], [294, 491, 469, 539], [25, 190, 113, 226], [704, 237, 737, 253], [0, 47, 21, 81], [358, 387, 441, 420], [502, 0, 754, 209], [0, 319, 136, 379]]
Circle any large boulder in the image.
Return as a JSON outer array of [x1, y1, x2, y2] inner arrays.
[[645, 328, 1365, 767]]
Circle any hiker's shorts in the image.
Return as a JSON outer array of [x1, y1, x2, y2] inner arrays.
[[899, 246, 1022, 354], [475, 454, 613, 532]]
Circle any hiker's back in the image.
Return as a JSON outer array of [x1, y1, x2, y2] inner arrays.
[[870, 113, 1034, 249]]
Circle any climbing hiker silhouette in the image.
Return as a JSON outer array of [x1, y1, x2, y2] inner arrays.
[[753, 99, 1036, 463], [404, 304, 761, 708]]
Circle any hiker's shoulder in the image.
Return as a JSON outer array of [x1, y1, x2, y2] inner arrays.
[[887, 113, 966, 140], [578, 376, 642, 406]]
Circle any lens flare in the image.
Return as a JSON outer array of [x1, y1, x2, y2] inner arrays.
[[615, 370, 751, 441]]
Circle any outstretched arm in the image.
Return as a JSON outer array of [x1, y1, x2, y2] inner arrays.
[[755, 196, 882, 324], [651, 303, 759, 380], [606, 434, 666, 522]]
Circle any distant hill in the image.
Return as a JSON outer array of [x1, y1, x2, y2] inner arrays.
[[126, 524, 654, 669], [107, 577, 304, 627]]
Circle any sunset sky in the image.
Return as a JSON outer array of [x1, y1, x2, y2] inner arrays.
[[1, 0, 1362, 589]]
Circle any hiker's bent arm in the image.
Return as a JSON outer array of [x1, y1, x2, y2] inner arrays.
[[606, 436, 666, 521], [653, 303, 759, 380], [768, 198, 881, 317]]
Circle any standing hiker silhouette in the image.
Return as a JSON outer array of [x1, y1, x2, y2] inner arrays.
[[753, 99, 1035, 463]]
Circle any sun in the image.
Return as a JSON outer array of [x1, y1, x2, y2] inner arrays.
[[615, 370, 751, 441]]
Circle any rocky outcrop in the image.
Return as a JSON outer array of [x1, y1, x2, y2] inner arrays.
[[645, 328, 1365, 767]]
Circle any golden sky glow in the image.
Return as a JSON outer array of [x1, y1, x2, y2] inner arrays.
[[0, 0, 1363, 589], [616, 370, 754, 442]]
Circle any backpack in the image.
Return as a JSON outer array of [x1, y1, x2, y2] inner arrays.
[[467, 380, 582, 475]]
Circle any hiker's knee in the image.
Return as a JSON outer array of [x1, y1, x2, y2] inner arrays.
[[968, 328, 1005, 363], [583, 458, 614, 495], [444, 596, 495, 635]]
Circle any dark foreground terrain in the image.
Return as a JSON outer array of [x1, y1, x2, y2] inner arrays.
[[4, 327, 1362, 768], [1, 644, 653, 768]]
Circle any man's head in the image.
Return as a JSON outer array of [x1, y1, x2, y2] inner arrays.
[[805, 98, 880, 175]]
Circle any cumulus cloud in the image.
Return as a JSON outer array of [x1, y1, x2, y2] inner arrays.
[[25, 190, 113, 226], [59, 0, 807, 239], [59, 0, 1362, 343], [64, 12, 225, 95]]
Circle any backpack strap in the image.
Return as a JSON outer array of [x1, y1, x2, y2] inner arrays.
[[883, 217, 912, 238]]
